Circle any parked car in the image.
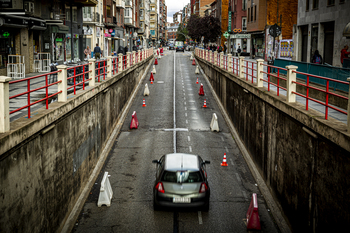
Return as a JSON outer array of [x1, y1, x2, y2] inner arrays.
[[175, 41, 185, 52], [152, 153, 210, 211], [169, 44, 175, 50]]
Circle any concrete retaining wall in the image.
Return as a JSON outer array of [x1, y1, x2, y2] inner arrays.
[[197, 56, 350, 232], [0, 56, 152, 233]]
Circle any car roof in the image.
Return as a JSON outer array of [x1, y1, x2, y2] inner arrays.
[[164, 153, 200, 172]]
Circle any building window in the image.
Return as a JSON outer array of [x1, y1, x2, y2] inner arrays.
[[251, 7, 253, 21], [306, 0, 309, 11], [248, 8, 250, 22], [340, 0, 345, 3], [107, 6, 111, 17], [312, 0, 319, 9], [242, 0, 247, 10], [327, 0, 335, 6], [242, 17, 247, 30], [254, 5, 256, 21]]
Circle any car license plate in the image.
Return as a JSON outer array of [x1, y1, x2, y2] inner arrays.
[[173, 197, 191, 203]]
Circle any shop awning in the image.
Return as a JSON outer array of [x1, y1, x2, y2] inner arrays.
[[73, 0, 98, 6], [343, 22, 350, 38], [29, 17, 46, 30], [47, 24, 70, 34], [0, 14, 46, 30]]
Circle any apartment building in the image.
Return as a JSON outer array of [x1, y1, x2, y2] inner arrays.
[[159, 0, 167, 45], [0, 0, 97, 76], [149, 0, 158, 45], [295, 0, 349, 67]]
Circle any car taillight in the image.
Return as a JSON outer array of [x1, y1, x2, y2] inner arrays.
[[155, 182, 165, 193], [199, 183, 208, 193]]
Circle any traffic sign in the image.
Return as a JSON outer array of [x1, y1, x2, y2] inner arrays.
[[223, 31, 229, 39], [269, 23, 282, 37]]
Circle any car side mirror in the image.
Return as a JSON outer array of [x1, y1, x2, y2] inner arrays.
[[202, 161, 210, 165], [152, 160, 160, 164]]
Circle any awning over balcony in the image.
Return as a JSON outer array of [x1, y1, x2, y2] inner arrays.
[[343, 22, 350, 38]]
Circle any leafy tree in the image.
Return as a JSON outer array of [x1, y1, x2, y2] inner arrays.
[[187, 15, 221, 44], [176, 23, 188, 41]]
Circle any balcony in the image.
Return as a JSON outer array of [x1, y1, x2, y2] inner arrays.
[[124, 17, 132, 25], [116, 0, 125, 8], [125, 0, 132, 7]]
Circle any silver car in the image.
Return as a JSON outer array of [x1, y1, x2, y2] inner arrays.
[[152, 153, 210, 211]]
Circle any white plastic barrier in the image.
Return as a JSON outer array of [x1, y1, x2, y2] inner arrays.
[[210, 113, 219, 132], [152, 65, 156, 74], [144, 83, 150, 96], [195, 65, 199, 74], [97, 172, 113, 207]]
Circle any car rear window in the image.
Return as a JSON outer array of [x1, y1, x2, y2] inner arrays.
[[161, 171, 203, 183]]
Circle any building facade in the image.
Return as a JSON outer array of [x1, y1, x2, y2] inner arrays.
[[295, 0, 349, 67]]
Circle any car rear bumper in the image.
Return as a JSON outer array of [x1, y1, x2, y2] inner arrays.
[[154, 192, 209, 208]]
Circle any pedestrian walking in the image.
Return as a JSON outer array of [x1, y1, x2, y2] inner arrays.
[[94, 43, 102, 60], [84, 46, 91, 59], [341, 45, 350, 67], [312, 50, 322, 64], [237, 46, 242, 57]]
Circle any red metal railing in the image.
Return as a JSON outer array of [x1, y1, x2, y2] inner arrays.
[[123, 55, 127, 70], [129, 53, 133, 66], [9, 70, 62, 118], [112, 57, 119, 75], [242, 60, 257, 83], [67, 63, 92, 95], [233, 57, 239, 76], [135, 52, 139, 63], [260, 64, 287, 95], [95, 60, 107, 82], [292, 71, 348, 119], [223, 55, 228, 70], [217, 54, 220, 66]]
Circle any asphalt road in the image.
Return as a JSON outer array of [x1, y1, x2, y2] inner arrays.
[[71, 50, 280, 233]]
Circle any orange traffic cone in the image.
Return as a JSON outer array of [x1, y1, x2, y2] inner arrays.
[[154, 58, 158, 65], [203, 99, 207, 108], [199, 83, 204, 96], [151, 79, 154, 84], [192, 59, 196, 65], [149, 72, 154, 81], [196, 77, 199, 84], [142, 99, 146, 107], [221, 153, 228, 166]]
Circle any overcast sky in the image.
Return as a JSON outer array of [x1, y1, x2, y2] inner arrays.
[[166, 0, 190, 23]]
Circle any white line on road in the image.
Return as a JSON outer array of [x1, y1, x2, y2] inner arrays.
[[185, 107, 187, 111], [225, 146, 229, 152], [198, 211, 203, 224], [230, 159, 234, 166], [188, 136, 191, 142], [184, 102, 186, 105], [189, 146, 192, 152], [221, 136, 224, 141], [186, 120, 188, 124], [185, 113, 187, 117], [173, 50, 176, 153], [242, 191, 248, 199]]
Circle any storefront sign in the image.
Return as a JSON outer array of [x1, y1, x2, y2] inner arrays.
[[111, 30, 115, 37], [228, 11, 231, 32], [56, 38, 63, 42], [230, 34, 251, 39], [109, 29, 113, 33], [96, 27, 101, 37], [73, 34, 79, 39], [104, 33, 111, 37]]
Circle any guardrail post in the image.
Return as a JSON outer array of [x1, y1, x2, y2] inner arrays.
[[347, 78, 350, 132], [214, 51, 218, 66], [138, 50, 141, 62], [106, 56, 112, 78], [286, 65, 298, 103], [256, 59, 264, 87], [207, 50, 210, 61], [132, 51, 136, 65], [220, 52, 224, 68], [0, 76, 11, 133], [227, 54, 232, 72], [88, 59, 96, 87], [57, 65, 67, 102], [209, 50, 213, 64], [239, 56, 245, 79], [118, 53, 123, 71]]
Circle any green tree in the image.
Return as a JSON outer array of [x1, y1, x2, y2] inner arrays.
[[176, 23, 188, 41], [187, 15, 221, 44]]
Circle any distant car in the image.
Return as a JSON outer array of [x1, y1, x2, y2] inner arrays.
[[176, 45, 185, 52], [169, 44, 175, 50], [152, 153, 210, 211]]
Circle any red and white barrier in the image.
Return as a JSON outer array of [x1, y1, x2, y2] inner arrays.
[[246, 193, 261, 230], [130, 111, 139, 129]]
